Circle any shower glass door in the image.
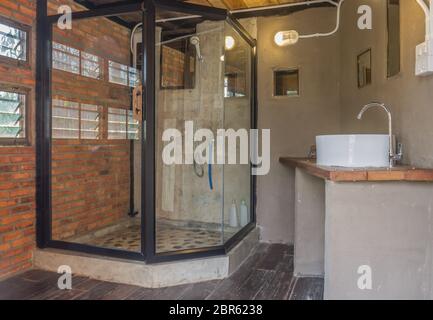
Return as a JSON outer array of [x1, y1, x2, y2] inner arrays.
[[222, 21, 253, 242], [148, 1, 256, 258], [154, 6, 226, 254], [46, 6, 144, 259]]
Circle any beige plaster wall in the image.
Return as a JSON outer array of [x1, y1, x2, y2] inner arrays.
[[339, 0, 433, 168], [255, 8, 341, 244]]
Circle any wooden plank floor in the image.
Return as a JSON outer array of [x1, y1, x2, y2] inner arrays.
[[0, 244, 324, 300]]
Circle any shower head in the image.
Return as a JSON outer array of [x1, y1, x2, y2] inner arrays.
[[190, 36, 203, 62]]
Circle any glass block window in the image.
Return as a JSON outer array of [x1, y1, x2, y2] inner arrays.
[[81, 52, 102, 80], [52, 99, 102, 140], [0, 90, 26, 140], [109, 61, 140, 87], [80, 103, 100, 139], [52, 42, 80, 75], [127, 110, 139, 140], [52, 99, 80, 139], [109, 61, 128, 86], [0, 19, 28, 62], [108, 107, 127, 139]]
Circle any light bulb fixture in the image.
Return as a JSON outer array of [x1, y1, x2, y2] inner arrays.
[[274, 30, 299, 47], [273, 0, 345, 47], [225, 36, 235, 50]]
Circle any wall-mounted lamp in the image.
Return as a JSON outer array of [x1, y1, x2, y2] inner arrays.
[[274, 30, 299, 46], [225, 36, 236, 50], [274, 0, 345, 46]]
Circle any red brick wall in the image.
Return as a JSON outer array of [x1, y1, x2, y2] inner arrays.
[[0, 0, 133, 278], [50, 5, 133, 241], [0, 0, 36, 279]]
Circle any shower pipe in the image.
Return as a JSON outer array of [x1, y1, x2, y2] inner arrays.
[[298, 0, 343, 40], [130, 0, 342, 53], [416, 0, 433, 41]]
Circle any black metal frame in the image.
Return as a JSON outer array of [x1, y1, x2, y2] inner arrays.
[[36, 0, 258, 264]]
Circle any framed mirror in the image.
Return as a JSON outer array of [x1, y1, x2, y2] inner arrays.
[[387, 0, 400, 78], [357, 49, 372, 88]]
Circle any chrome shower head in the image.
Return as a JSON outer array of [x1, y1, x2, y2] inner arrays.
[[190, 36, 203, 61]]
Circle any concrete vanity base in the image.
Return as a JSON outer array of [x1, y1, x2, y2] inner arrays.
[[294, 168, 325, 277], [324, 181, 433, 300], [291, 165, 433, 300], [34, 228, 259, 288]]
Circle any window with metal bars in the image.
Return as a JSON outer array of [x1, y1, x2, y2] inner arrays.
[[0, 88, 27, 144], [0, 17, 28, 64], [52, 99, 101, 140]]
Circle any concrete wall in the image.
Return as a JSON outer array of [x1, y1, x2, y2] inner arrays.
[[325, 181, 433, 300], [257, 1, 433, 245], [294, 168, 325, 277], [256, 8, 341, 244], [155, 21, 225, 225], [339, 0, 433, 168]]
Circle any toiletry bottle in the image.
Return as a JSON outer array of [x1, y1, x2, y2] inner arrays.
[[240, 200, 249, 227], [229, 200, 238, 228]]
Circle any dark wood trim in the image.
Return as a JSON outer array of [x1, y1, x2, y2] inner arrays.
[[280, 157, 433, 182]]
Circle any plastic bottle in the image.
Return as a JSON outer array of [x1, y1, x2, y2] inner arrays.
[[240, 200, 249, 227], [229, 200, 238, 228]]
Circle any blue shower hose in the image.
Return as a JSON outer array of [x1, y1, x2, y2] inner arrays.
[[208, 141, 213, 190]]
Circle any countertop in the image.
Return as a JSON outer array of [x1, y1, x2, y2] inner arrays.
[[279, 157, 433, 182]]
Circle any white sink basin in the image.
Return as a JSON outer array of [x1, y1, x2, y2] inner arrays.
[[316, 134, 389, 168]]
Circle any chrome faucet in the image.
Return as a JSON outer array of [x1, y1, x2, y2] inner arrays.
[[357, 102, 402, 167]]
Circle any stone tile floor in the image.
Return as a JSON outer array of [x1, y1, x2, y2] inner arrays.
[[83, 224, 233, 253]]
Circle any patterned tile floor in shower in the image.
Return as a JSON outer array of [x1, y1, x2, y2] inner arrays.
[[87, 224, 230, 253]]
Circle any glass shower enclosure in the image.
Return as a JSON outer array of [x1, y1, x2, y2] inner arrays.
[[36, 0, 257, 263]]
